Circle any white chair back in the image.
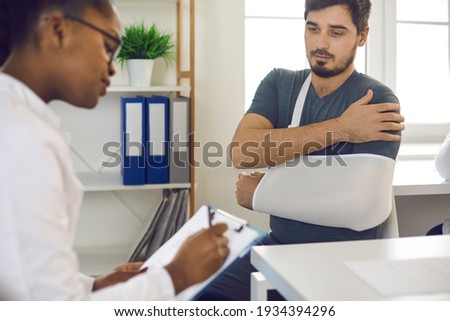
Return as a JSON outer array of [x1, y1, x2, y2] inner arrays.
[[380, 194, 399, 238]]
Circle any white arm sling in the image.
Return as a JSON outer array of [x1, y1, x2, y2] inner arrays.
[[252, 73, 395, 231]]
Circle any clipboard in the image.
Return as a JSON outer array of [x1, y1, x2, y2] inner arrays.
[[141, 204, 265, 300]]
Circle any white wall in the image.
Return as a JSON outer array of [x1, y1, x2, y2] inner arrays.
[[195, 0, 270, 230], [396, 195, 450, 237]]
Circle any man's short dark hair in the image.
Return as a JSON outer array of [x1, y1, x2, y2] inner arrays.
[[304, 0, 372, 34]]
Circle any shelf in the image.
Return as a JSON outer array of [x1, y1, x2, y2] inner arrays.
[[107, 85, 190, 93], [77, 172, 191, 192]]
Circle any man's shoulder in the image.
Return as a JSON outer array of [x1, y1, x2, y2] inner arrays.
[[267, 68, 310, 82], [350, 72, 389, 89], [349, 72, 398, 103]]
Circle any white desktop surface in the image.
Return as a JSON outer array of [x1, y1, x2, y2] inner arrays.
[[393, 159, 450, 196], [251, 235, 450, 301]]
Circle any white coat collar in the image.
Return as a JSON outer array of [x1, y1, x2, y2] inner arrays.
[[0, 73, 61, 130]]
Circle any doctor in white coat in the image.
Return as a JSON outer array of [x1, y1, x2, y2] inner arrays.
[[426, 134, 450, 235], [0, 0, 229, 300]]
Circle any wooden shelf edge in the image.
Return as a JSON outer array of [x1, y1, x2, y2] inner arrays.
[[178, 71, 191, 78]]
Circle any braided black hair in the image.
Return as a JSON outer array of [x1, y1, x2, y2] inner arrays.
[[0, 0, 11, 66], [0, 0, 113, 66]]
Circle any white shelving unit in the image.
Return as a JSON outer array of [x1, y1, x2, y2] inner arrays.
[[57, 0, 196, 276]]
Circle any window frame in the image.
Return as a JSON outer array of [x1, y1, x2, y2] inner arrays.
[[369, 0, 450, 144]]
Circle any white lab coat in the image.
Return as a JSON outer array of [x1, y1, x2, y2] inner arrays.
[[0, 73, 174, 300], [433, 133, 450, 235], [435, 132, 450, 181]]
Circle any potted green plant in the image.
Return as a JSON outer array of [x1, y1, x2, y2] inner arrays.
[[118, 22, 175, 86]]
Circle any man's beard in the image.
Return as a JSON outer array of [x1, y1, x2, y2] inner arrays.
[[308, 44, 357, 78]]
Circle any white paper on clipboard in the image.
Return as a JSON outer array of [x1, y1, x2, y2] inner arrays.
[[142, 204, 264, 300]]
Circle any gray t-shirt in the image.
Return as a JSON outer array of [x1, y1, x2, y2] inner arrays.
[[247, 68, 401, 244]]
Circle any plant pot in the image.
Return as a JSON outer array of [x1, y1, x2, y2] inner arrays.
[[126, 59, 155, 87]]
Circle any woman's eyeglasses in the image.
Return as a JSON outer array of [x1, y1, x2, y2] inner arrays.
[[64, 14, 122, 64]]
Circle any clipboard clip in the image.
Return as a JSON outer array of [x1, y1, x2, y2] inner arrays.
[[207, 205, 246, 233]]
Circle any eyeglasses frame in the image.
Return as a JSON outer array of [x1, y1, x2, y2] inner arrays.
[[64, 13, 122, 64]]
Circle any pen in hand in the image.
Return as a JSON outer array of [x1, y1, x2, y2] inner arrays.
[[208, 206, 214, 227]]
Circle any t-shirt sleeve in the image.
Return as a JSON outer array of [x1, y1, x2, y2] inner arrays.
[[246, 69, 279, 127], [352, 87, 401, 160]]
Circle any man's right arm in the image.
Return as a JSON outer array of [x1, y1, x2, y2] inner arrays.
[[231, 89, 404, 169]]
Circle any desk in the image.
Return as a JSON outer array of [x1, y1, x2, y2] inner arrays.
[[393, 159, 450, 236], [251, 235, 450, 300], [393, 159, 450, 196]]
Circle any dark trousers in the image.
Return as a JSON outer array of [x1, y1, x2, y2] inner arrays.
[[197, 233, 285, 301], [426, 223, 443, 236]]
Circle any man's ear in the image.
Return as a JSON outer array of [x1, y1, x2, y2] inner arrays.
[[357, 26, 369, 47], [39, 11, 68, 49]]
